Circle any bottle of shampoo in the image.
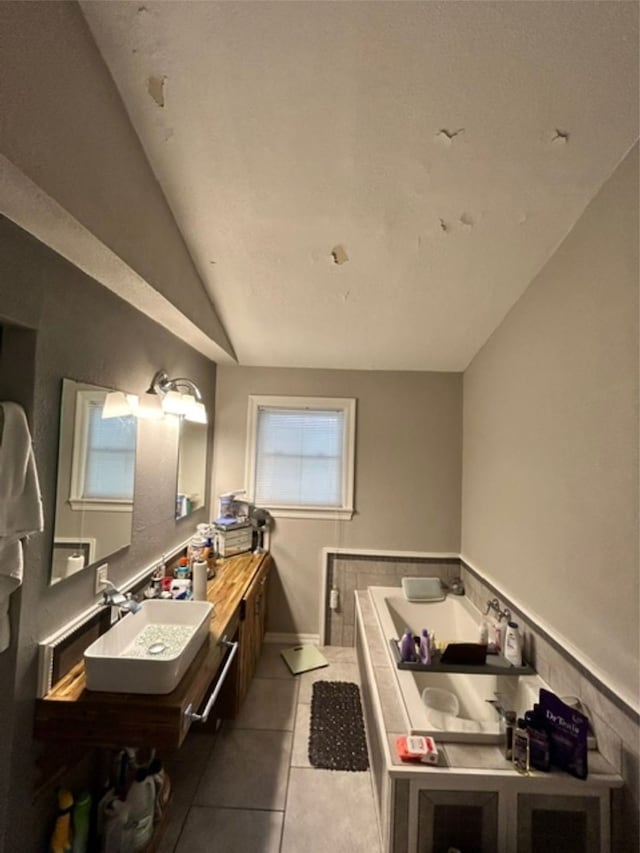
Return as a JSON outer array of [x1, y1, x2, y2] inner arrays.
[[419, 629, 431, 665], [400, 628, 417, 662]]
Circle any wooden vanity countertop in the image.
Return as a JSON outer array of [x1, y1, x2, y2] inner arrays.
[[34, 551, 272, 749]]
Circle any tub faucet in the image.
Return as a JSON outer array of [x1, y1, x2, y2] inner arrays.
[[484, 597, 500, 616], [497, 606, 511, 623]]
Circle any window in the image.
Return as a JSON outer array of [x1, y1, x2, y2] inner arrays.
[[245, 396, 356, 519], [69, 390, 136, 511]]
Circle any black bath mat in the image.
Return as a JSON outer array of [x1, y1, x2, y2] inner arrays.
[[308, 681, 370, 772]]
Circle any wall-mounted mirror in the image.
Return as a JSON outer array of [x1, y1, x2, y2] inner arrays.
[[175, 419, 207, 519], [50, 379, 137, 585]]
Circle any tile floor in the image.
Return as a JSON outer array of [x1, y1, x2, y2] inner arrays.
[[159, 644, 382, 853]]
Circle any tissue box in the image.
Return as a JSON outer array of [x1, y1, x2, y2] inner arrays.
[[395, 735, 439, 765]]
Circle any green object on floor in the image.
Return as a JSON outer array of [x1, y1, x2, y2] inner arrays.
[[280, 645, 329, 675]]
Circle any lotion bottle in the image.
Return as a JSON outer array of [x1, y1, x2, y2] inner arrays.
[[504, 621, 522, 667]]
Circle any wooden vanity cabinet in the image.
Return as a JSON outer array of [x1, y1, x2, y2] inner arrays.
[[34, 552, 272, 750], [234, 553, 270, 712]]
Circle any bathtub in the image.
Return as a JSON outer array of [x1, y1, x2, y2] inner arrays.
[[368, 585, 547, 743]]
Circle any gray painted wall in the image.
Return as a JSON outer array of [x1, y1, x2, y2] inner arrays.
[[0, 215, 216, 851], [212, 366, 463, 635], [462, 144, 639, 710]]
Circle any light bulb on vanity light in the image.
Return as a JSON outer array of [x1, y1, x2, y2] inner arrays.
[[185, 401, 207, 424], [133, 392, 164, 420]]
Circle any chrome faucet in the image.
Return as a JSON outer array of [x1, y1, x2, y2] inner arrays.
[[484, 597, 511, 623], [484, 597, 500, 616], [102, 580, 142, 616]]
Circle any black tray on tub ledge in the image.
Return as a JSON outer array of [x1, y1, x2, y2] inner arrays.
[[390, 639, 535, 676]]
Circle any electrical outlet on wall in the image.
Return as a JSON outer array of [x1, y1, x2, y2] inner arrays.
[[95, 563, 109, 595]]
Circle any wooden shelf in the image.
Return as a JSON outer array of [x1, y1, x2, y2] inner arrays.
[[390, 639, 535, 676], [34, 552, 273, 750]]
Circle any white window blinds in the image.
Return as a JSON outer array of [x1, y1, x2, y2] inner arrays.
[[254, 407, 344, 507]]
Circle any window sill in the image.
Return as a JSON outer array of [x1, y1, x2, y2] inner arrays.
[[68, 499, 133, 513], [266, 507, 354, 521]]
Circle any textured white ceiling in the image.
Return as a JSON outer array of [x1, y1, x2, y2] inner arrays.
[[81, 1, 638, 371]]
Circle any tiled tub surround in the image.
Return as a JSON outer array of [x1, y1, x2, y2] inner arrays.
[[324, 551, 639, 850], [355, 590, 623, 853], [323, 553, 461, 647]]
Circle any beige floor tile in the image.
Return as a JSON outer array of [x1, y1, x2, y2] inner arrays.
[[194, 727, 292, 810], [232, 677, 298, 731], [281, 768, 381, 853], [255, 643, 297, 679], [298, 662, 361, 704], [175, 806, 283, 853], [290, 702, 312, 768]]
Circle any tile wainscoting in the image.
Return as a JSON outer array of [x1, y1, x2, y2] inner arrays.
[[322, 549, 639, 852]]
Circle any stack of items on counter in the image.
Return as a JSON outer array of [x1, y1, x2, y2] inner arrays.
[[143, 527, 216, 603], [213, 490, 254, 557]]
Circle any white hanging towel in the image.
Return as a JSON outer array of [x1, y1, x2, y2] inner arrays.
[[0, 402, 44, 652]]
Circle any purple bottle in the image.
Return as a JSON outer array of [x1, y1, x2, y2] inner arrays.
[[400, 628, 417, 662], [419, 629, 431, 665]]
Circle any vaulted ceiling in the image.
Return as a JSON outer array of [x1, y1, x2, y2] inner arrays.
[[81, 1, 639, 371]]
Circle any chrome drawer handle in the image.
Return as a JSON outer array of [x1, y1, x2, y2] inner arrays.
[[184, 637, 238, 725]]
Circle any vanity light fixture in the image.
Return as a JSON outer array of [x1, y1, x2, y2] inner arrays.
[[149, 370, 208, 423]]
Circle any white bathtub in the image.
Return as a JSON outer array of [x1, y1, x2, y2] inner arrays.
[[368, 585, 548, 743]]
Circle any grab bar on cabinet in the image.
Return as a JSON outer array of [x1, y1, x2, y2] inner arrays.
[[184, 636, 238, 724]]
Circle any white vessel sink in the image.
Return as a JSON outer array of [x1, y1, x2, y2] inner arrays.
[[84, 599, 213, 694]]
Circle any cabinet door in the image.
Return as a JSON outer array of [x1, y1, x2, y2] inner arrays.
[[517, 792, 601, 853], [235, 557, 271, 710], [417, 789, 499, 853]]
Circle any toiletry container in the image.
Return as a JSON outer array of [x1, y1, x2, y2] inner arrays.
[[49, 788, 74, 853], [192, 559, 208, 601], [400, 628, 417, 662], [126, 768, 156, 851], [503, 711, 516, 760], [419, 629, 431, 665], [479, 620, 489, 645], [512, 718, 530, 774], [102, 799, 133, 853], [71, 791, 91, 853], [504, 621, 522, 666]]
